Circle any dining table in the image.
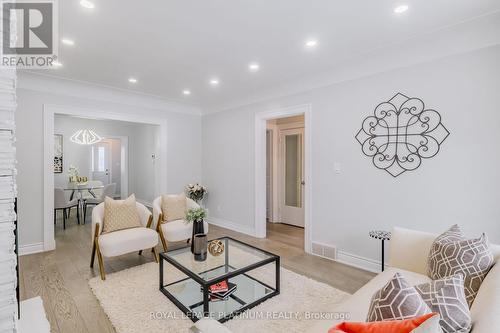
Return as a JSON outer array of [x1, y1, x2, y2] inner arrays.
[[63, 183, 104, 223]]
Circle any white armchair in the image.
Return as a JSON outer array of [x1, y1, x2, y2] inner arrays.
[[153, 196, 209, 252], [90, 201, 158, 280]]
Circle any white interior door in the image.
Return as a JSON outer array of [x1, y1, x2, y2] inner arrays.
[[266, 130, 272, 220], [91, 141, 111, 185], [280, 128, 305, 227]]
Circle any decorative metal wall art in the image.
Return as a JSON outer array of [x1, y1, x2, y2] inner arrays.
[[355, 93, 449, 177]]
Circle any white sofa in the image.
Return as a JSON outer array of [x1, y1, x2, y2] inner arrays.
[[307, 227, 500, 333], [193, 227, 500, 333]]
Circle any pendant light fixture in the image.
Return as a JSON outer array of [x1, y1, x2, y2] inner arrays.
[[70, 129, 102, 145]]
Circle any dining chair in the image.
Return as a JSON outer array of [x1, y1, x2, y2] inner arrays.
[[54, 188, 80, 229], [81, 180, 104, 200], [83, 183, 116, 224]]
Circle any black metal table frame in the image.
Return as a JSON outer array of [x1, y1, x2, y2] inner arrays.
[[159, 236, 280, 323]]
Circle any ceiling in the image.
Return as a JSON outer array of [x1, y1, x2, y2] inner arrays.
[[29, 0, 500, 111]]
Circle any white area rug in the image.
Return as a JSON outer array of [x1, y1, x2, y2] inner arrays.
[[89, 262, 349, 333]]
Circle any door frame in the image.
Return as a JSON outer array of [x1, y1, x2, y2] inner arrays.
[[43, 104, 167, 251], [254, 104, 312, 253], [89, 135, 129, 199]]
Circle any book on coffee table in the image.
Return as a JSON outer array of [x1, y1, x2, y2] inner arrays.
[[203, 280, 237, 301], [209, 280, 229, 293], [210, 282, 237, 299]]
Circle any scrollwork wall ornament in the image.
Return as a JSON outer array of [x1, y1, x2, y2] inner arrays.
[[355, 93, 450, 177]]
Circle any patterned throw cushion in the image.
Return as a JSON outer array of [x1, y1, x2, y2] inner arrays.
[[415, 274, 472, 333], [102, 194, 141, 233], [427, 224, 494, 307], [161, 193, 186, 222], [367, 273, 431, 322]]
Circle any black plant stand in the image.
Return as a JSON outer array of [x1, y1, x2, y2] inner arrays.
[[369, 230, 391, 272]]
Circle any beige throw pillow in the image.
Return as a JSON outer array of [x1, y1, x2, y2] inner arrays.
[[102, 194, 141, 233], [161, 193, 186, 222]]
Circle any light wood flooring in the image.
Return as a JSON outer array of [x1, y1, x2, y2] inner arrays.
[[19, 210, 375, 333]]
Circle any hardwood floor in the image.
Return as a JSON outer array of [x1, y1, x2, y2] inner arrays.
[[19, 211, 375, 333]]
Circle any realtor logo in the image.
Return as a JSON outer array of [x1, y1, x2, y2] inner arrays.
[[1, 0, 58, 68]]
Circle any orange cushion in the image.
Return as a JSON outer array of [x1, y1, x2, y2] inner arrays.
[[328, 313, 436, 333]]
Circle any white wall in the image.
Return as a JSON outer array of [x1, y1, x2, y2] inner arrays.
[[53, 114, 157, 201], [129, 123, 157, 203], [202, 45, 500, 269], [16, 74, 202, 248]]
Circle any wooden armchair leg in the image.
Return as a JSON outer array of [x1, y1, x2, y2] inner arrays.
[[159, 233, 167, 252], [156, 215, 168, 252], [91, 222, 105, 280], [152, 247, 158, 263], [90, 242, 97, 268], [97, 248, 106, 280]]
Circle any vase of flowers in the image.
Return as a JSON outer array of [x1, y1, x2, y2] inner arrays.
[[186, 208, 207, 253], [185, 183, 207, 205], [68, 165, 79, 183]]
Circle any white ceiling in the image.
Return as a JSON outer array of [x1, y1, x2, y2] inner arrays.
[[30, 0, 500, 111]]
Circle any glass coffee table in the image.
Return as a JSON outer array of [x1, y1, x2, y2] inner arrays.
[[159, 237, 280, 323]]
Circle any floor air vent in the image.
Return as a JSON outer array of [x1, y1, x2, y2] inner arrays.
[[311, 242, 337, 260]]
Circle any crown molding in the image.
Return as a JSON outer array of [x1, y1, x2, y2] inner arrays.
[[203, 11, 500, 115], [17, 71, 203, 116]]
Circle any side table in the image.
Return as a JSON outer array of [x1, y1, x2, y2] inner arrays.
[[369, 230, 391, 272]]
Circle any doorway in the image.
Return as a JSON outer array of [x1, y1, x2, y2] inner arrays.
[[281, 127, 305, 227], [255, 104, 311, 253], [267, 115, 305, 228], [90, 137, 127, 198], [43, 105, 167, 251]]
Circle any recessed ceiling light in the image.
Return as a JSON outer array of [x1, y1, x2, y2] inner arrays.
[[52, 60, 63, 67], [248, 62, 260, 72], [394, 4, 409, 14], [80, 0, 95, 9], [128, 77, 138, 84], [305, 39, 318, 48], [209, 78, 220, 86], [61, 38, 75, 46], [183, 90, 191, 95]]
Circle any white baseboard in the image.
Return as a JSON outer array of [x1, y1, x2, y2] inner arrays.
[[336, 250, 385, 274], [206, 217, 256, 237], [19, 242, 44, 256]]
